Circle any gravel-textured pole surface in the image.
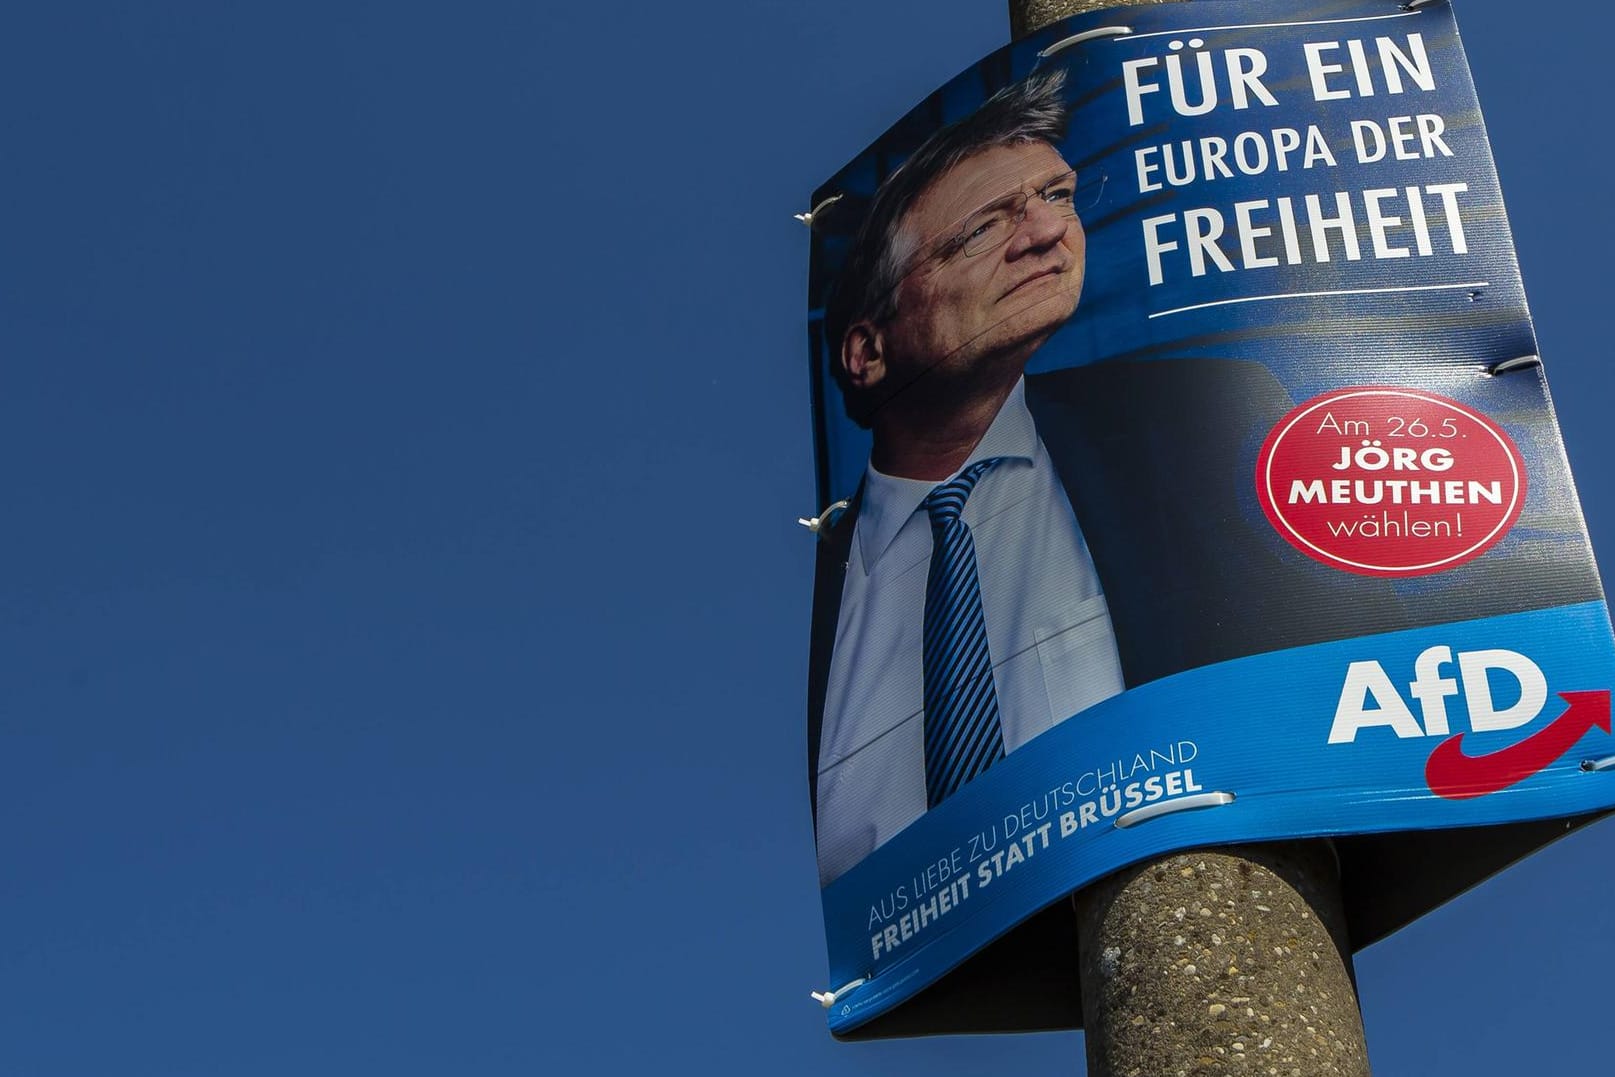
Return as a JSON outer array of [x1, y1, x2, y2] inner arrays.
[[1075, 844, 1370, 1076], [1003, 2, 1373, 1073]]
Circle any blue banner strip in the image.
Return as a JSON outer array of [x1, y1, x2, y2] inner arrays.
[[823, 600, 1615, 1032]]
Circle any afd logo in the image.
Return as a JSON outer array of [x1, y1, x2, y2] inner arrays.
[[1328, 646, 1611, 800]]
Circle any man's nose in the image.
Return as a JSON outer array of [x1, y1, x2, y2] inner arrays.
[[1005, 196, 1070, 258]]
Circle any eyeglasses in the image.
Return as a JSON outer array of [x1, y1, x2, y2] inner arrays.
[[935, 169, 1104, 262], [892, 170, 1105, 293], [871, 168, 1107, 314]]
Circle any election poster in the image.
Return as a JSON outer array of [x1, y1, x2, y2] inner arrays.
[[802, 0, 1615, 1038]]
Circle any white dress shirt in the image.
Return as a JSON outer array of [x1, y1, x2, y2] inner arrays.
[[815, 379, 1124, 886]]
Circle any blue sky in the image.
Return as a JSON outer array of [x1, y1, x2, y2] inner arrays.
[[3, 1, 1611, 1073]]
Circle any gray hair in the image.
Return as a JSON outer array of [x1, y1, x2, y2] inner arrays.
[[825, 69, 1071, 427]]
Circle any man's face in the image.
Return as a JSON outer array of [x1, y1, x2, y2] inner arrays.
[[880, 141, 1085, 389]]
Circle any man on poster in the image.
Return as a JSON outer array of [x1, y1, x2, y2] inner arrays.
[[808, 71, 1406, 885], [811, 72, 1126, 885]]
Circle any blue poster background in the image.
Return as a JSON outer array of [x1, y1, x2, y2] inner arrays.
[[804, 0, 1614, 1034]]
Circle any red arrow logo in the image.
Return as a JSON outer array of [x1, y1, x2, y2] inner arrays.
[[1425, 690, 1611, 801]]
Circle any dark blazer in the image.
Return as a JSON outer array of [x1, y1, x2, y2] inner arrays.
[[806, 357, 1604, 821]]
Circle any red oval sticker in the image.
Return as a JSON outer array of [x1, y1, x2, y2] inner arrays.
[[1255, 387, 1525, 577]]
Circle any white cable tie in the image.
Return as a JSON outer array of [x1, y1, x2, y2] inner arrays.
[[798, 499, 851, 535], [795, 193, 844, 228], [1483, 355, 1542, 378], [1581, 754, 1615, 773], [1401, 0, 1441, 11], [810, 977, 868, 1008], [1115, 791, 1235, 829], [1037, 25, 1133, 59]]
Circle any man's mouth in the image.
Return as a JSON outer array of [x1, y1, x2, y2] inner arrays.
[[1000, 263, 1067, 300]]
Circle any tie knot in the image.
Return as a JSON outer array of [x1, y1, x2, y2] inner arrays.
[[924, 458, 1000, 527]]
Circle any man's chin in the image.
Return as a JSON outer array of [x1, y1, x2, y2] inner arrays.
[[985, 293, 1077, 355]]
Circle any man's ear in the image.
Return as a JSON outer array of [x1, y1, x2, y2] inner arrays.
[[839, 321, 887, 391]]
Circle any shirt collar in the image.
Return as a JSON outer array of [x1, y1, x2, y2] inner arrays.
[[857, 377, 1038, 572]]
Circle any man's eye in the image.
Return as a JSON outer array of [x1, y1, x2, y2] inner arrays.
[[1044, 186, 1075, 205], [969, 210, 1011, 238]]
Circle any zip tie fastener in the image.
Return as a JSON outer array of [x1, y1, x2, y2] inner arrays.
[[811, 978, 867, 1008], [1037, 25, 1132, 60], [1115, 791, 1236, 830], [1484, 355, 1541, 377], [795, 194, 844, 228], [799, 499, 851, 536]]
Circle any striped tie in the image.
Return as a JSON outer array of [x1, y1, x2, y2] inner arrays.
[[922, 457, 1005, 809]]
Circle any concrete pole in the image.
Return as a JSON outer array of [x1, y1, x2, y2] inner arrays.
[[1004, 2, 1374, 1074]]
